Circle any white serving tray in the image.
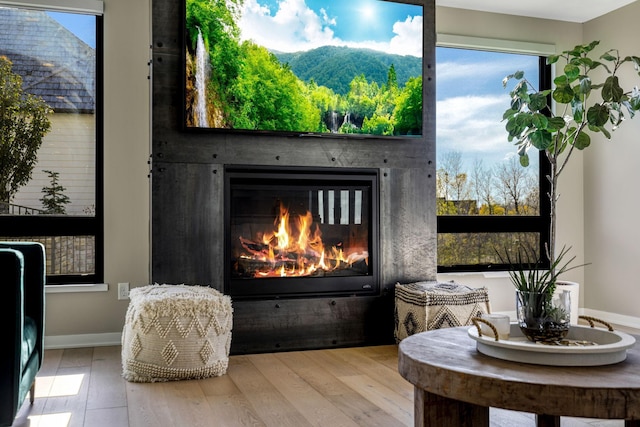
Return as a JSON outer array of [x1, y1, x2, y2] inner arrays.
[[468, 323, 636, 366]]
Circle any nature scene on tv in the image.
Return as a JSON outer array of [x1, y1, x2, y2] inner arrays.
[[185, 0, 423, 136]]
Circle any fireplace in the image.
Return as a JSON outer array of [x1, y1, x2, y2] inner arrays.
[[225, 166, 379, 299]]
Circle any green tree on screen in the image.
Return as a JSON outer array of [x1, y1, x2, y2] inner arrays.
[[394, 77, 422, 135], [232, 42, 320, 132]]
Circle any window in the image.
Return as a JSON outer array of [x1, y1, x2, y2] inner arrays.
[[0, 4, 103, 284], [436, 46, 551, 272]]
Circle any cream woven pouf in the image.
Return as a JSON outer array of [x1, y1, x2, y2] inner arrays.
[[394, 281, 490, 342], [122, 284, 233, 382]]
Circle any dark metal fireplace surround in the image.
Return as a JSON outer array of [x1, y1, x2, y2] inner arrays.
[[151, 0, 436, 355], [225, 166, 379, 300]]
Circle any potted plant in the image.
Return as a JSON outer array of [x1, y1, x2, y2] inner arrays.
[[501, 245, 577, 341], [501, 41, 640, 340]]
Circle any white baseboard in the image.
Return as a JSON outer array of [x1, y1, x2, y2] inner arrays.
[[44, 332, 122, 349], [580, 308, 640, 331], [494, 308, 640, 331]]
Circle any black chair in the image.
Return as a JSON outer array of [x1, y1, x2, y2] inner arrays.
[[0, 242, 45, 427]]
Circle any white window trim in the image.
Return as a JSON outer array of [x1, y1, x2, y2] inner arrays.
[[46, 283, 108, 293], [437, 33, 556, 56], [0, 0, 103, 15]]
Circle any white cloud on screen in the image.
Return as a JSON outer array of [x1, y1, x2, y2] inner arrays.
[[239, 0, 422, 56]]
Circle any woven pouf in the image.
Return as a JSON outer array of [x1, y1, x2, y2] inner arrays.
[[394, 281, 490, 342], [122, 284, 233, 382]]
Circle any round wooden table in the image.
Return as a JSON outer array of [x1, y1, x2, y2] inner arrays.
[[398, 326, 640, 427]]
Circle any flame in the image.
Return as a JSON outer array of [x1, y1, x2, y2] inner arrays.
[[238, 204, 368, 278]]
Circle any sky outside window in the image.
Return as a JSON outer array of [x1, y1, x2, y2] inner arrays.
[[46, 12, 96, 48], [436, 47, 540, 171]]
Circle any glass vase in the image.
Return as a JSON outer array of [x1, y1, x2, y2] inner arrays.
[[516, 290, 571, 342]]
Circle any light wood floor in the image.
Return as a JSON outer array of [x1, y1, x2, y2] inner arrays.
[[13, 344, 628, 427]]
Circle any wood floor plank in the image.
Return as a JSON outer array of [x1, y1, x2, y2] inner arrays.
[[59, 347, 95, 369], [158, 380, 216, 427], [39, 348, 64, 375], [42, 365, 91, 427], [330, 347, 413, 400], [84, 407, 129, 427], [248, 352, 360, 427], [126, 381, 181, 427], [226, 355, 313, 427], [86, 346, 127, 411], [338, 374, 413, 426]]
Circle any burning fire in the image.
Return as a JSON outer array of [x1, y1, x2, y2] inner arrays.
[[238, 204, 368, 278]]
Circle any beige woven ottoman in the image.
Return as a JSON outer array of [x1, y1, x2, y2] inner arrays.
[[122, 284, 233, 382], [394, 281, 490, 342]]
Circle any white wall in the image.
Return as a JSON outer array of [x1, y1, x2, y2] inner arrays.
[[44, 0, 151, 341], [582, 3, 640, 323]]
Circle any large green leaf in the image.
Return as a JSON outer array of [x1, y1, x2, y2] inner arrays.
[[505, 117, 524, 137], [547, 116, 566, 131], [529, 92, 547, 111], [546, 55, 559, 65], [503, 108, 518, 120], [553, 75, 568, 86], [529, 129, 552, 150], [532, 113, 548, 129], [587, 104, 609, 127], [515, 112, 533, 127], [578, 76, 592, 94], [564, 63, 580, 82], [510, 97, 522, 111], [602, 76, 623, 102], [571, 98, 584, 122], [553, 85, 574, 104], [573, 131, 591, 149]]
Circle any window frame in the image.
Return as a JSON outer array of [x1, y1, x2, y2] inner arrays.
[[0, 10, 104, 285], [436, 55, 552, 273]]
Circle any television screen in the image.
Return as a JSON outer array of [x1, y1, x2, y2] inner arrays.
[[184, 0, 424, 137]]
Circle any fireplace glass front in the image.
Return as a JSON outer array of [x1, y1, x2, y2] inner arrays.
[[225, 167, 379, 299]]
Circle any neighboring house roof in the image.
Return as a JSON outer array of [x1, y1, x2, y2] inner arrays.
[[0, 7, 95, 113]]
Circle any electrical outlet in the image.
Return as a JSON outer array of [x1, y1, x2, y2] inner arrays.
[[118, 282, 130, 300]]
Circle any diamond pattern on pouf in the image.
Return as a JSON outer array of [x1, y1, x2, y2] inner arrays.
[[162, 340, 179, 366], [200, 340, 214, 364], [403, 312, 420, 337], [131, 334, 143, 359]]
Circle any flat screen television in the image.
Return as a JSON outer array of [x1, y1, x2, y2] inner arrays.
[[184, 0, 424, 137]]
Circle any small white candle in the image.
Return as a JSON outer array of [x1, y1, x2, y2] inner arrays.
[[480, 313, 511, 340]]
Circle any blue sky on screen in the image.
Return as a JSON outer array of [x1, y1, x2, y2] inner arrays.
[[47, 12, 96, 48], [436, 47, 540, 170], [239, 0, 423, 56]]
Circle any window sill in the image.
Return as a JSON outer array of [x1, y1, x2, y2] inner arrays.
[[46, 283, 108, 293]]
